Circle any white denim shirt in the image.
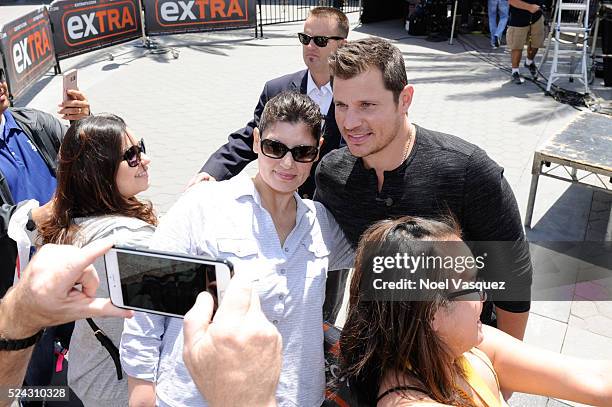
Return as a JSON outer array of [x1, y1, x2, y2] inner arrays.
[[120, 176, 353, 407]]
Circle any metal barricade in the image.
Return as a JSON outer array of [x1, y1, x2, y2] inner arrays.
[[255, 0, 362, 37]]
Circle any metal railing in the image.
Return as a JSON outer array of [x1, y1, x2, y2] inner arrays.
[[255, 0, 362, 36]]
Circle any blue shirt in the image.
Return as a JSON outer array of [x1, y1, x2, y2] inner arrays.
[[0, 110, 56, 204], [120, 176, 354, 407]]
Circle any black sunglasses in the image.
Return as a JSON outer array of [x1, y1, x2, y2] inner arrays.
[[298, 32, 344, 47], [123, 139, 146, 167], [447, 284, 487, 302], [260, 139, 318, 163]]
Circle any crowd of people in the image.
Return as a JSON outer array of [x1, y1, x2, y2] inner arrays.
[[1, 6, 610, 407]]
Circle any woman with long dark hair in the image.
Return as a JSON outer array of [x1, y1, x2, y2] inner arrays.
[[340, 216, 611, 407], [38, 113, 156, 407]]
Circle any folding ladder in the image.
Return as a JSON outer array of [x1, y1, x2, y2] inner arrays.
[[544, 0, 591, 94]]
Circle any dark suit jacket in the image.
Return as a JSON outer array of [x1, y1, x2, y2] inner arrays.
[[200, 69, 342, 198]]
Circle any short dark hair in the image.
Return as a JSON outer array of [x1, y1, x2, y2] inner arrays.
[[259, 91, 322, 142], [309, 6, 349, 38], [329, 37, 407, 102]]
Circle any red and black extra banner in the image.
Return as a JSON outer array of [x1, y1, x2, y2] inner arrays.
[[0, 7, 56, 100], [49, 0, 142, 60], [143, 0, 256, 36]]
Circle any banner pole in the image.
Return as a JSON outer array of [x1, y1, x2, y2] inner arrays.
[[134, 0, 179, 58], [257, 0, 264, 38], [255, 1, 259, 38], [47, 8, 62, 74], [449, 0, 459, 45], [139, 0, 148, 46]]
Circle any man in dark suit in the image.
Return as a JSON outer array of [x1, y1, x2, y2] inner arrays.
[[189, 7, 349, 199]]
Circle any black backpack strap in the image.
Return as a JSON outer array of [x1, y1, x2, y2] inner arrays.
[[86, 318, 123, 380]]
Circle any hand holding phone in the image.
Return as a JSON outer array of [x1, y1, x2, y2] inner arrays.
[[105, 247, 234, 319], [59, 69, 90, 120], [62, 69, 78, 102]]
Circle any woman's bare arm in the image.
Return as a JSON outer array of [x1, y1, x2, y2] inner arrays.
[[127, 376, 156, 407], [478, 325, 612, 406]]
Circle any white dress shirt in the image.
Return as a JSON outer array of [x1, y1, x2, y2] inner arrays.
[[306, 71, 333, 116]]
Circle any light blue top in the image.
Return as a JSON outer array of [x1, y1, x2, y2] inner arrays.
[[120, 176, 353, 407]]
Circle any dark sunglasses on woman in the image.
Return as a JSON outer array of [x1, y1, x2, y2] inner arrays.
[[123, 139, 146, 167], [260, 139, 318, 163], [447, 284, 487, 302], [297, 32, 344, 48]]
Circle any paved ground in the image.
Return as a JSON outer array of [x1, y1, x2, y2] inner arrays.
[[3, 4, 612, 406]]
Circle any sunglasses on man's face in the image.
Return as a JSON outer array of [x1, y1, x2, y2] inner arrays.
[[123, 139, 146, 167], [298, 32, 344, 47], [260, 138, 318, 163]]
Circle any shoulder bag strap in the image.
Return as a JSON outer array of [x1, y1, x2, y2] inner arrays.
[[86, 318, 123, 380]]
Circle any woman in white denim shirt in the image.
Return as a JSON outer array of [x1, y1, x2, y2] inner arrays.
[[120, 91, 353, 407]]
